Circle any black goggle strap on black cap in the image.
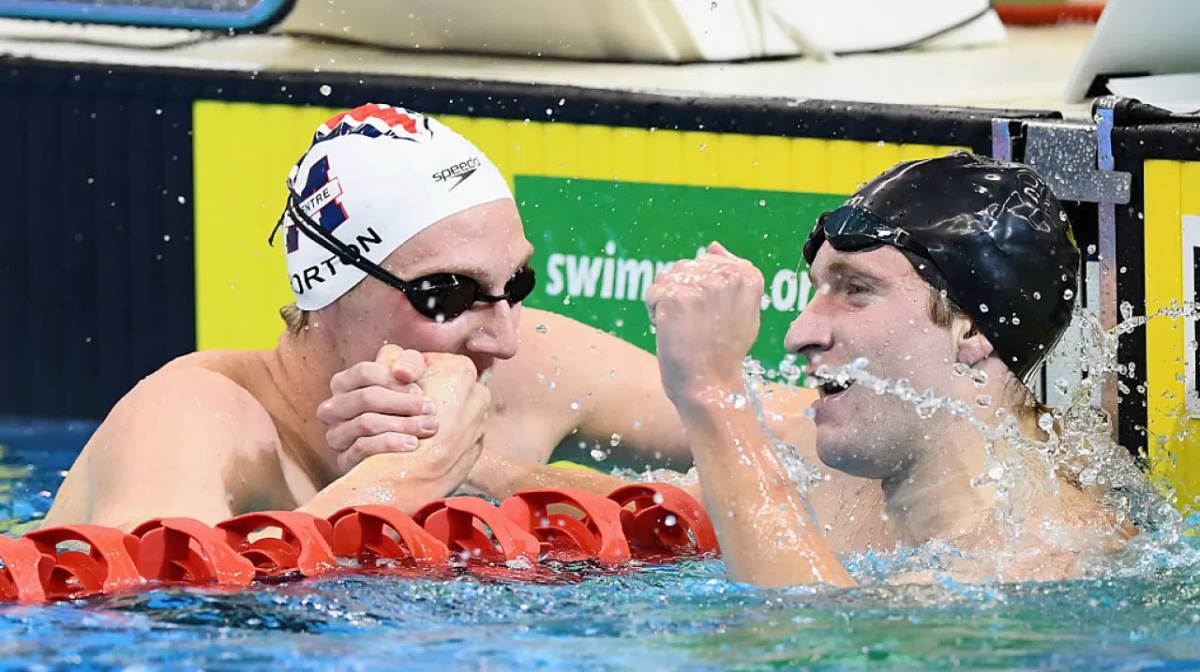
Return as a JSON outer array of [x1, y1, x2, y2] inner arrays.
[[805, 206, 945, 280]]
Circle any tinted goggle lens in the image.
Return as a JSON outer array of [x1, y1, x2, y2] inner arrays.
[[406, 265, 536, 321], [804, 205, 926, 264]]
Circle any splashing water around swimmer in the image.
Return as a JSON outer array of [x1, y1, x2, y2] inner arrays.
[[615, 298, 1200, 582]]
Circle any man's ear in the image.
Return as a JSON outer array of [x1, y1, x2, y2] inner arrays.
[[954, 317, 993, 367]]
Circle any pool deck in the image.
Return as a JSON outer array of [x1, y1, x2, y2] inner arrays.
[[0, 18, 1099, 120]]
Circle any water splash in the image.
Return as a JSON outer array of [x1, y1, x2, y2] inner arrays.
[[753, 298, 1200, 579]]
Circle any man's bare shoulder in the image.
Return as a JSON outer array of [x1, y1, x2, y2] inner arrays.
[[43, 356, 284, 528]]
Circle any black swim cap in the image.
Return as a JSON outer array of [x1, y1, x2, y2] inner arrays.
[[802, 150, 1080, 384]]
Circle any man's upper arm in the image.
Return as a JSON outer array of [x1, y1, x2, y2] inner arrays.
[[76, 367, 275, 529], [512, 309, 692, 468]]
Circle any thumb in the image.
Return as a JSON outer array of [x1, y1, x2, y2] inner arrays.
[[390, 348, 427, 385], [707, 241, 735, 258], [375, 344, 405, 368]]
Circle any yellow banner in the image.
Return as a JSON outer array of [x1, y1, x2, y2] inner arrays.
[[192, 99, 962, 352], [1144, 159, 1200, 507]]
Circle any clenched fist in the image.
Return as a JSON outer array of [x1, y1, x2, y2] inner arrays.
[[646, 241, 765, 404], [318, 344, 437, 475]]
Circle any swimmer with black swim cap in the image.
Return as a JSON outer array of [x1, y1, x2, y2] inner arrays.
[[648, 150, 1131, 587]]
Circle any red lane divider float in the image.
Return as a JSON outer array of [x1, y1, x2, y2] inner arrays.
[[131, 517, 256, 587], [23, 524, 143, 600], [328, 505, 450, 571], [414, 496, 542, 566], [216, 511, 338, 580], [0, 484, 719, 603], [608, 483, 719, 559], [500, 488, 630, 564]]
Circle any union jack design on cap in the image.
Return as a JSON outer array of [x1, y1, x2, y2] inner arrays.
[[310, 103, 434, 148]]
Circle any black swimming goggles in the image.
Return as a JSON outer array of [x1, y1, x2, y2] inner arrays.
[[270, 192, 536, 322], [802, 205, 943, 283]]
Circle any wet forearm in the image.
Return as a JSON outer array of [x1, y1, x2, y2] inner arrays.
[[299, 453, 449, 519], [677, 389, 855, 588], [470, 452, 635, 500]]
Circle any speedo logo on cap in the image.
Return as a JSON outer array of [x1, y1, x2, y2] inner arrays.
[[432, 156, 482, 191]]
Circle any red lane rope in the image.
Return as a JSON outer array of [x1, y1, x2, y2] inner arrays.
[[0, 484, 719, 603]]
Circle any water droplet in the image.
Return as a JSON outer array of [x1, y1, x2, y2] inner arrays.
[[535, 323, 548, 334], [663, 514, 678, 527], [979, 303, 989, 313], [609, 433, 621, 447], [590, 448, 609, 461], [1011, 316, 1020, 325], [953, 362, 971, 377], [177, 196, 186, 204], [1120, 301, 1135, 321], [319, 84, 332, 96], [1063, 288, 1075, 300], [975, 394, 992, 407], [758, 199, 766, 206], [653, 492, 665, 504], [970, 369, 989, 386], [570, 400, 581, 411]]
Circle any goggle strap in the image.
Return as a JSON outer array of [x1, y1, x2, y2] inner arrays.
[[280, 193, 410, 295]]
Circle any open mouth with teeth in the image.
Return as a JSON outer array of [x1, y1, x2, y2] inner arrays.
[[812, 371, 856, 398]]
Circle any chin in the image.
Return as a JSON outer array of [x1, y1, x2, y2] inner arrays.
[[814, 428, 896, 480]]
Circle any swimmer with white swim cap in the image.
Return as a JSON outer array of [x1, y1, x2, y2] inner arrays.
[[43, 103, 818, 529], [648, 151, 1140, 586]]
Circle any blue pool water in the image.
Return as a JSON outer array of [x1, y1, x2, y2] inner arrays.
[[4, 419, 1200, 671]]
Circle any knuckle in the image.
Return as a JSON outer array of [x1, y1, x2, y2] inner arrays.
[[354, 413, 385, 437], [316, 400, 334, 424], [327, 426, 348, 452]]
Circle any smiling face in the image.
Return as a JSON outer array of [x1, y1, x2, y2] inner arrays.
[[317, 198, 534, 376], [784, 245, 987, 479]]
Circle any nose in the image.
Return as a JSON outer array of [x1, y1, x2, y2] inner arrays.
[[784, 291, 834, 361], [468, 300, 521, 361]]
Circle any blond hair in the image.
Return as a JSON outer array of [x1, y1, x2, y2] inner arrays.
[[280, 302, 311, 335]]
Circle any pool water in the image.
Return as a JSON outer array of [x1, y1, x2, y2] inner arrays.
[[4, 419, 1200, 671]]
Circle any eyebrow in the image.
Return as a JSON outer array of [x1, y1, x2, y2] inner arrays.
[[432, 245, 535, 282], [809, 258, 885, 286]]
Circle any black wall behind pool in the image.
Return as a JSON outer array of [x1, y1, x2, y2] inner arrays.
[[0, 67, 196, 419]]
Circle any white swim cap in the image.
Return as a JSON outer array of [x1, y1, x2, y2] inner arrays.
[[279, 103, 514, 311]]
